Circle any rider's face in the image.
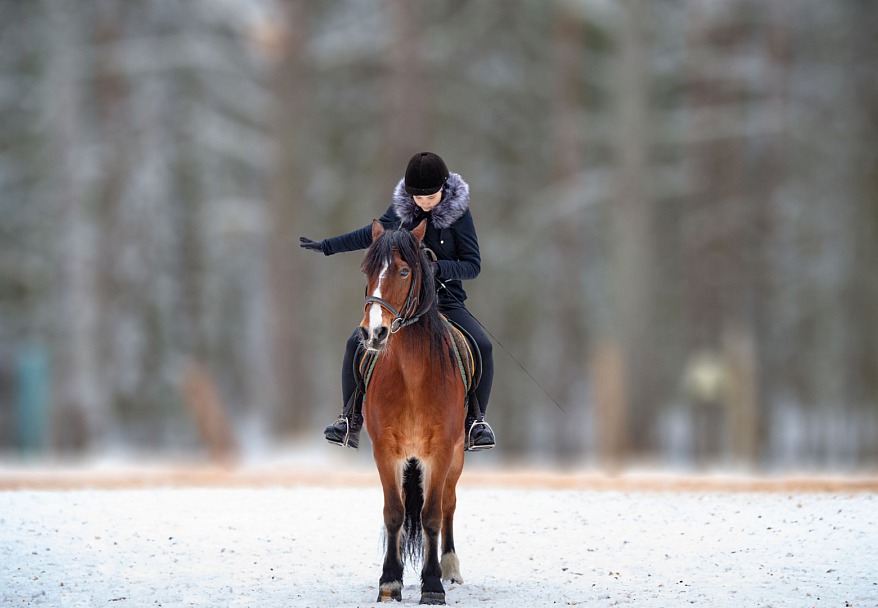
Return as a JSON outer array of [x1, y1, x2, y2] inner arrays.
[[413, 189, 443, 212]]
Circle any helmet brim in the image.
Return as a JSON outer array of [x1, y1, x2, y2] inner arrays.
[[404, 183, 444, 196]]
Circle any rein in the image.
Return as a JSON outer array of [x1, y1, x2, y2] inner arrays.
[[434, 275, 568, 414]]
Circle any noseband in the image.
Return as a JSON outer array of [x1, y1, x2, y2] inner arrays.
[[364, 261, 422, 334]]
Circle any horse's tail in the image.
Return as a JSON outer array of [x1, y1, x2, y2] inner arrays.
[[402, 458, 425, 566]]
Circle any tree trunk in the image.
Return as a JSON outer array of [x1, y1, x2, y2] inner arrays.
[[549, 3, 588, 458], [609, 0, 656, 458], [46, 0, 105, 450], [268, 0, 315, 434]]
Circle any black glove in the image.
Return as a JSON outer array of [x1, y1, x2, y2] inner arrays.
[[299, 237, 325, 253]]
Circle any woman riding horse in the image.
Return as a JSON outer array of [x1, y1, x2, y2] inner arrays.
[[300, 151, 496, 451], [355, 218, 467, 603]]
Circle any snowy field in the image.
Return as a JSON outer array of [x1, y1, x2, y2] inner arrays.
[[1, 476, 876, 607]]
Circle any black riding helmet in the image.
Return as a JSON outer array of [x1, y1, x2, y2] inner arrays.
[[403, 152, 449, 196]]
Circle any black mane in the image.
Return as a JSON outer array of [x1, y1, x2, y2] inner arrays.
[[362, 227, 447, 357]]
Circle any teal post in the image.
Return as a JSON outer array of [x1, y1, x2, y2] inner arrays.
[[16, 345, 50, 453]]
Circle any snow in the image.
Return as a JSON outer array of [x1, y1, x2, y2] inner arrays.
[[1, 481, 876, 607]]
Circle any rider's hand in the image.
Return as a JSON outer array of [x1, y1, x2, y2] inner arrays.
[[299, 237, 325, 253]]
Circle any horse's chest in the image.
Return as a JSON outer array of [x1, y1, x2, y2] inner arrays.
[[369, 367, 428, 404], [367, 362, 450, 417]]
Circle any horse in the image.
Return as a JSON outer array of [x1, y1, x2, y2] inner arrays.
[[358, 218, 468, 605]]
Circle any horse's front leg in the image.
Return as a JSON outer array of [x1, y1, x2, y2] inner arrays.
[[440, 444, 465, 585], [375, 456, 405, 602], [420, 459, 452, 605]]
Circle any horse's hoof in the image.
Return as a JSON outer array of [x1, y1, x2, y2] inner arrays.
[[419, 591, 446, 605], [377, 582, 402, 602]]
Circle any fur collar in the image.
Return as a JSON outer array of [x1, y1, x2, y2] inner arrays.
[[392, 173, 470, 229]]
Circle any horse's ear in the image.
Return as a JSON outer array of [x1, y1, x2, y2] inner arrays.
[[371, 219, 385, 241], [412, 219, 427, 244]]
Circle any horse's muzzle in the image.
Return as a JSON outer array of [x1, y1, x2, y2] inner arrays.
[[359, 325, 389, 351]]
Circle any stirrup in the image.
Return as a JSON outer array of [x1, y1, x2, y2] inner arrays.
[[326, 416, 359, 449], [465, 419, 495, 452]]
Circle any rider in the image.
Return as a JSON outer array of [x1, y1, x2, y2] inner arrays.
[[299, 151, 496, 451]]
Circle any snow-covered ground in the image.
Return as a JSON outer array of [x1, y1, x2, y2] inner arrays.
[[1, 480, 876, 607]]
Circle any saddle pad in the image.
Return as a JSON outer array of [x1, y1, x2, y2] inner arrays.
[[442, 316, 476, 394]]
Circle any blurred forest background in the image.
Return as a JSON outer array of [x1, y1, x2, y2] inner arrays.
[[1, 0, 877, 471]]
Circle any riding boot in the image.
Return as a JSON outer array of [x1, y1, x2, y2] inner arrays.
[[464, 396, 496, 452], [324, 388, 364, 449], [325, 333, 366, 449]]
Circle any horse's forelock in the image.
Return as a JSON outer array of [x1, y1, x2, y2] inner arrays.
[[363, 228, 422, 278], [362, 229, 394, 277]]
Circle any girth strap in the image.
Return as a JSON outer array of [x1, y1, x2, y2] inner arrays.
[[358, 349, 380, 392]]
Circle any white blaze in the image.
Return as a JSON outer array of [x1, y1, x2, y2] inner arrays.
[[368, 261, 389, 333]]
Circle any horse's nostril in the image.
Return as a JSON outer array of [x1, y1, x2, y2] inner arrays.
[[358, 326, 369, 343], [374, 326, 389, 342]]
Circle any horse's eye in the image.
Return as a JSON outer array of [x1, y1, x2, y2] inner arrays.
[[400, 268, 410, 278]]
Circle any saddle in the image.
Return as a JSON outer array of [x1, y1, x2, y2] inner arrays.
[[356, 316, 482, 416]]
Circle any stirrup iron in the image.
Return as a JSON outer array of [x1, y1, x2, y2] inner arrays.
[[327, 416, 359, 449], [465, 419, 495, 452]]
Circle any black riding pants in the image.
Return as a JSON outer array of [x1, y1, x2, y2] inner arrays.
[[341, 306, 494, 417]]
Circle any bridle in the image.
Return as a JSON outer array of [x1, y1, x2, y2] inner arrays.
[[364, 258, 423, 334]]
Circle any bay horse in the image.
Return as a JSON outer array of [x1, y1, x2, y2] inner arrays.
[[358, 219, 467, 605]]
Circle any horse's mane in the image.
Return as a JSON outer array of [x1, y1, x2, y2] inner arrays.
[[362, 227, 448, 360]]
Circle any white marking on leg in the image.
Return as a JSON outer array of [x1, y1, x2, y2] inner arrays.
[[440, 552, 463, 584], [378, 580, 402, 602], [369, 261, 390, 334]]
